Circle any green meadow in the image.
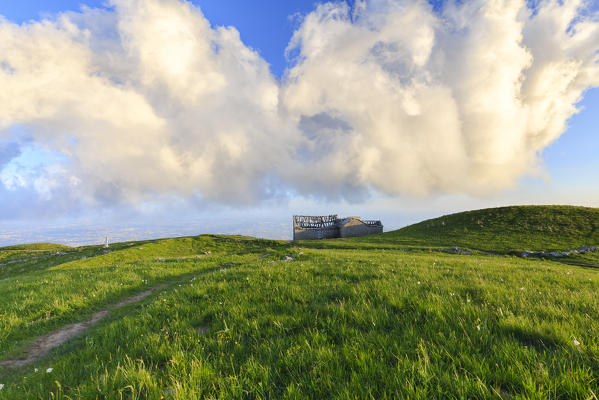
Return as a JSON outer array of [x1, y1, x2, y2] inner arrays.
[[0, 206, 598, 399]]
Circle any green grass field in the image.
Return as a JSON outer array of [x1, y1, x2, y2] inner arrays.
[[0, 206, 598, 399]]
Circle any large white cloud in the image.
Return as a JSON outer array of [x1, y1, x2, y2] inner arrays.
[[282, 0, 599, 198], [0, 0, 597, 212], [0, 0, 288, 207]]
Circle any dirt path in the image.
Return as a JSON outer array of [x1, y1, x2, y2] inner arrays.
[[0, 284, 166, 369], [0, 261, 240, 372]]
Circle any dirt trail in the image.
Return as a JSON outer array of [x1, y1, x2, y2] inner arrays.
[[0, 284, 166, 369], [0, 261, 239, 371]]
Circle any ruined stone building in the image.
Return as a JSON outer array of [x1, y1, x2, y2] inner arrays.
[[292, 215, 383, 240]]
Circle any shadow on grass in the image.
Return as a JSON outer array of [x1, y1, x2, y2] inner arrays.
[[499, 323, 564, 351], [553, 259, 599, 270]]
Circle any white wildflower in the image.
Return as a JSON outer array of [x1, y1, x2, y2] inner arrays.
[[476, 325, 481, 331], [0, 383, 4, 390], [46, 368, 53, 373], [34, 368, 38, 372], [417, 281, 421, 285], [574, 339, 581, 346]]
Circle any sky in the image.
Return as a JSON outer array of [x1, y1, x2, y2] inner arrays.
[[0, 0, 598, 246]]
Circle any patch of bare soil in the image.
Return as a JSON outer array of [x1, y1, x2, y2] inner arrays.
[[0, 285, 166, 369]]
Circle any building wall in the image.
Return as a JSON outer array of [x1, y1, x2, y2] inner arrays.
[[293, 226, 339, 240], [339, 218, 383, 238]]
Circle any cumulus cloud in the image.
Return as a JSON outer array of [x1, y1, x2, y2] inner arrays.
[[0, 0, 598, 213], [282, 0, 599, 197], [0, 0, 287, 207]]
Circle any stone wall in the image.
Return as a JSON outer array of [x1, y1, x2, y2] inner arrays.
[[339, 218, 384, 238], [293, 226, 339, 240]]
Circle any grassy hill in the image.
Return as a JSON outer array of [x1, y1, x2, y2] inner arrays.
[[0, 212, 598, 398], [392, 205, 599, 252], [313, 205, 599, 253]]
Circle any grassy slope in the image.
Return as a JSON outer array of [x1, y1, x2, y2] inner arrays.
[[0, 236, 288, 361], [0, 208, 598, 398], [310, 205, 599, 253], [386, 205, 599, 252]]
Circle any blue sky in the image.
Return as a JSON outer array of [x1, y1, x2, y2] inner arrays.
[[542, 88, 599, 185], [0, 0, 598, 245]]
